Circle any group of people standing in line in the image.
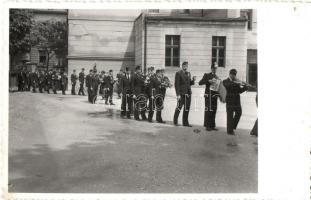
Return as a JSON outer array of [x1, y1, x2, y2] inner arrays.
[[16, 60, 257, 143], [17, 68, 69, 94]]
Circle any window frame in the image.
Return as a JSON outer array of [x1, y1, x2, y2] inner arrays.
[[212, 36, 226, 67], [165, 35, 181, 68]]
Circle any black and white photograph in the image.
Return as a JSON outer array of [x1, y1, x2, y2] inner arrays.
[[7, 8, 259, 193]]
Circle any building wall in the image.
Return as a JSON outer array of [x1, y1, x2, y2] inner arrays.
[[247, 10, 257, 50], [67, 10, 141, 75], [143, 20, 248, 82], [134, 14, 144, 69]]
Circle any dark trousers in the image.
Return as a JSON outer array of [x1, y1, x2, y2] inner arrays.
[[173, 94, 191, 125], [39, 83, 44, 93], [71, 82, 76, 95], [226, 105, 242, 134], [204, 91, 218, 128], [133, 94, 147, 120], [148, 94, 164, 122], [87, 88, 92, 102], [45, 83, 50, 93], [105, 88, 113, 104], [251, 119, 258, 136], [121, 93, 133, 117], [61, 84, 66, 95], [78, 83, 85, 95], [32, 84, 37, 93]]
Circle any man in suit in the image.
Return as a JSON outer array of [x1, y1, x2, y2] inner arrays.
[[99, 70, 106, 100], [132, 65, 147, 121], [116, 69, 124, 99], [147, 69, 164, 123], [60, 71, 68, 95], [51, 70, 58, 94], [38, 70, 46, 93], [91, 69, 100, 104], [30, 69, 39, 93], [103, 69, 115, 105], [45, 70, 52, 94], [223, 69, 248, 135], [71, 69, 78, 95], [198, 63, 219, 131], [17, 67, 25, 91], [120, 67, 133, 118], [78, 68, 86, 96], [86, 69, 93, 102], [173, 61, 195, 127]]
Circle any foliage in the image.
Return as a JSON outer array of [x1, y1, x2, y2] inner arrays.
[[31, 20, 67, 56], [9, 9, 34, 56]]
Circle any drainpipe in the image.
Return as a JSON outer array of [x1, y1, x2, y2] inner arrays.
[[143, 13, 147, 75]]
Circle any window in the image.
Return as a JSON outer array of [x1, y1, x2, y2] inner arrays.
[[212, 36, 226, 67], [165, 35, 180, 67], [39, 50, 47, 65]]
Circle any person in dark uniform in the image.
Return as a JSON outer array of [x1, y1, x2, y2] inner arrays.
[[30, 70, 39, 93], [38, 70, 46, 93], [132, 65, 147, 121], [26, 70, 31, 91], [17, 67, 26, 91], [198, 63, 220, 131], [145, 67, 155, 114], [250, 93, 258, 137], [103, 69, 115, 105], [148, 69, 165, 123], [45, 70, 52, 94], [86, 69, 93, 102], [120, 67, 133, 118], [78, 68, 85, 96], [99, 71, 106, 100], [71, 70, 78, 95], [116, 69, 124, 99], [173, 61, 195, 127], [91, 69, 100, 104], [51, 70, 58, 94], [60, 71, 68, 95], [223, 69, 248, 135]]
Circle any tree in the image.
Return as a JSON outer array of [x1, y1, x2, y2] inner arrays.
[[30, 20, 67, 70], [9, 9, 33, 65]]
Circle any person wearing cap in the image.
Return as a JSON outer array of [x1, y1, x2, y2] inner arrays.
[[173, 61, 196, 127], [71, 69, 78, 95], [145, 66, 155, 114], [78, 68, 86, 96], [223, 69, 248, 137], [148, 69, 165, 123], [86, 69, 93, 103], [132, 65, 147, 121], [199, 63, 220, 131], [120, 67, 133, 119], [103, 69, 115, 105]]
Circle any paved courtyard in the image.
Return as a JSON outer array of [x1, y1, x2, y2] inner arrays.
[[9, 88, 258, 193]]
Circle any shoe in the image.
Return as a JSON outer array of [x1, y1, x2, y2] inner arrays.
[[148, 119, 153, 123], [183, 124, 192, 127], [110, 103, 115, 105], [105, 102, 108, 105], [157, 120, 166, 124], [227, 131, 235, 135], [206, 127, 212, 131], [127, 116, 131, 119], [212, 128, 218, 131]]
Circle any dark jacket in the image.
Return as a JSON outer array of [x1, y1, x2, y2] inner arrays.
[[121, 72, 132, 94], [199, 72, 219, 94], [79, 72, 85, 84], [71, 73, 78, 84], [103, 75, 114, 89], [174, 70, 194, 96], [149, 74, 162, 96], [223, 78, 248, 107], [85, 74, 91, 88], [131, 72, 145, 96]]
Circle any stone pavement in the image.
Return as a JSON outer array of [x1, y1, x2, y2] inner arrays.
[[9, 88, 257, 193]]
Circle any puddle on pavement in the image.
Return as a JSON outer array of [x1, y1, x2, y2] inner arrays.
[[88, 108, 121, 119]]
